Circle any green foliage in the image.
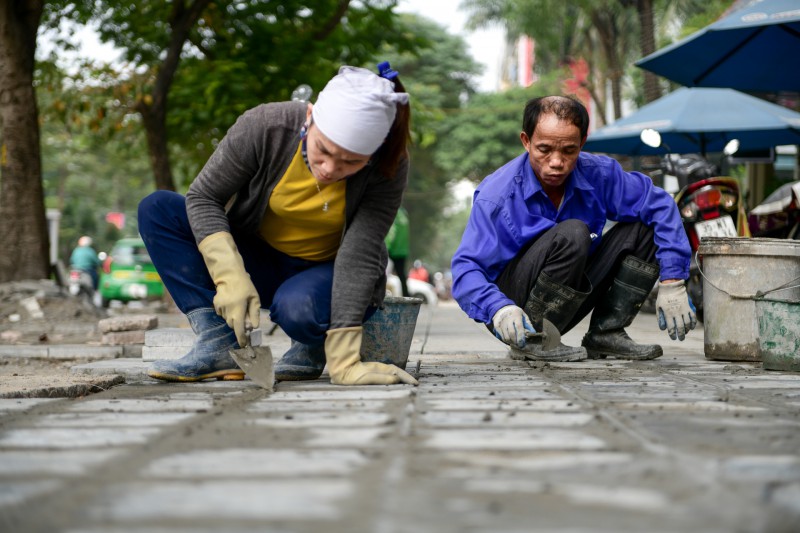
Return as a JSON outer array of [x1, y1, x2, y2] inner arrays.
[[36, 58, 153, 262], [371, 14, 481, 267], [434, 69, 566, 183]]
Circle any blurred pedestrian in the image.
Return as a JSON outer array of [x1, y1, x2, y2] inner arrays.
[[69, 236, 101, 289], [452, 96, 696, 362], [408, 259, 429, 283], [385, 206, 410, 296], [138, 63, 417, 386]]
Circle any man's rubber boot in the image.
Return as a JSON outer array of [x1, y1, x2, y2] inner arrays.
[[147, 307, 245, 382], [582, 256, 663, 360], [274, 340, 326, 381], [513, 272, 590, 362]]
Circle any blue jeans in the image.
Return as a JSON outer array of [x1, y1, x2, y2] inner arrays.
[[138, 190, 360, 346]]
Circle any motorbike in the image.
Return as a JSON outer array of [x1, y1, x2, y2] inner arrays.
[[68, 267, 96, 304], [747, 180, 800, 240], [639, 130, 749, 321]]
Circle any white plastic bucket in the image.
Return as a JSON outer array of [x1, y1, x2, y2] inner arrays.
[[698, 237, 800, 361]]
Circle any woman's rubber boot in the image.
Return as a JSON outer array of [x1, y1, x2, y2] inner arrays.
[[147, 307, 245, 382], [581, 256, 663, 360], [513, 272, 589, 362], [274, 341, 326, 381]]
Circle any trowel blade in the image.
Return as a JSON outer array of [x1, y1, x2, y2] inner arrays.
[[229, 328, 274, 391], [526, 318, 561, 351]]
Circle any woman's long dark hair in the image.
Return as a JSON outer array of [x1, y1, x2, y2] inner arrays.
[[375, 76, 411, 178]]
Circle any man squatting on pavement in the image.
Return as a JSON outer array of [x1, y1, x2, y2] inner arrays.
[[138, 64, 417, 386], [451, 96, 697, 362]]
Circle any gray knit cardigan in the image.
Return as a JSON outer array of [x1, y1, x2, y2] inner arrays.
[[185, 101, 408, 328]]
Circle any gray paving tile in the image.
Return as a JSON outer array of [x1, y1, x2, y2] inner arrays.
[[417, 411, 594, 428], [0, 398, 60, 413], [421, 428, 607, 451], [0, 480, 61, 507], [141, 448, 369, 478], [0, 427, 161, 448], [0, 450, 120, 476], [33, 412, 196, 427], [88, 479, 352, 521], [254, 411, 394, 428], [67, 398, 213, 412]]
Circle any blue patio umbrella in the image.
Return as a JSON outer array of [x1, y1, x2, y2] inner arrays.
[[582, 87, 800, 156], [636, 0, 800, 92]]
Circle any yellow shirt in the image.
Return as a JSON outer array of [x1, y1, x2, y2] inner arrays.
[[259, 142, 346, 261]]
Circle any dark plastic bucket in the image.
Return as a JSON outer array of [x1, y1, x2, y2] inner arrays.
[[360, 296, 423, 370]]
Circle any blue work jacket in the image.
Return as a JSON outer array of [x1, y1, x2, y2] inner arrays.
[[451, 151, 691, 324]]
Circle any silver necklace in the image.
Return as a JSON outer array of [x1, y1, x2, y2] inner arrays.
[[314, 181, 329, 212], [302, 138, 328, 212]]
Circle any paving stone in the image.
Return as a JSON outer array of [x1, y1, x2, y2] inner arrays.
[[421, 428, 606, 451], [33, 412, 196, 428], [303, 427, 393, 448], [0, 344, 123, 360], [269, 389, 413, 401], [611, 400, 767, 412], [462, 479, 670, 512], [417, 411, 594, 428], [416, 389, 562, 400], [721, 455, 800, 481], [88, 479, 352, 521], [67, 398, 213, 412], [0, 398, 60, 413], [67, 528, 290, 533], [99, 315, 158, 333], [248, 399, 394, 413], [441, 451, 634, 473], [0, 450, 120, 476], [0, 480, 61, 507], [141, 346, 184, 361], [48, 345, 124, 360], [70, 358, 147, 380], [102, 330, 146, 346], [254, 411, 394, 428], [144, 327, 194, 346], [141, 448, 369, 478], [0, 427, 161, 448], [423, 399, 584, 412]]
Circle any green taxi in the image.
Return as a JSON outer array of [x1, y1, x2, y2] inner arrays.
[[98, 237, 164, 307]]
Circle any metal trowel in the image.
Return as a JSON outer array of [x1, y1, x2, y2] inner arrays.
[[229, 327, 274, 391], [525, 318, 561, 350]]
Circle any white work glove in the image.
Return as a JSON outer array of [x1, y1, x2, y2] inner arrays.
[[198, 232, 261, 347], [656, 280, 697, 341], [325, 327, 419, 386], [492, 304, 535, 349]]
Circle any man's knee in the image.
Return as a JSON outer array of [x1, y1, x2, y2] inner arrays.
[[552, 219, 591, 256]]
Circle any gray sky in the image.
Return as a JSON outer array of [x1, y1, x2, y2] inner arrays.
[[397, 0, 505, 92]]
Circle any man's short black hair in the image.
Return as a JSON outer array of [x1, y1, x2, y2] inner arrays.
[[522, 96, 590, 140]]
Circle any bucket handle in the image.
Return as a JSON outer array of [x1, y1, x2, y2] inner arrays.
[[695, 250, 800, 300]]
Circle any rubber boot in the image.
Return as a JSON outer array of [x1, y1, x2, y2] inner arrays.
[[274, 340, 326, 381], [147, 307, 245, 382], [581, 256, 663, 360], [512, 272, 590, 362]]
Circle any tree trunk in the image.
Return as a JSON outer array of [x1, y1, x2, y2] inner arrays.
[[0, 0, 50, 282], [637, 0, 661, 103]]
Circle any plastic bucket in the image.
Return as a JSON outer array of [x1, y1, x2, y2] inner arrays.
[[360, 296, 423, 369], [755, 298, 800, 371], [698, 237, 800, 361]]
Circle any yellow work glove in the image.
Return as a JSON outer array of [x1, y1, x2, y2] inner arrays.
[[325, 326, 419, 386], [198, 232, 260, 347]]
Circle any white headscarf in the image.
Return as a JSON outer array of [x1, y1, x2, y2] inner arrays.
[[312, 66, 409, 156]]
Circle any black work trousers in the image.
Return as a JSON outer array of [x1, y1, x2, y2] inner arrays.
[[495, 220, 658, 334]]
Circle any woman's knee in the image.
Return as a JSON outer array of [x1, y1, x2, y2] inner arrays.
[[138, 191, 181, 229]]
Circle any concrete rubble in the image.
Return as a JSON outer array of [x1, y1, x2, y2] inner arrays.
[[0, 301, 799, 532]]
